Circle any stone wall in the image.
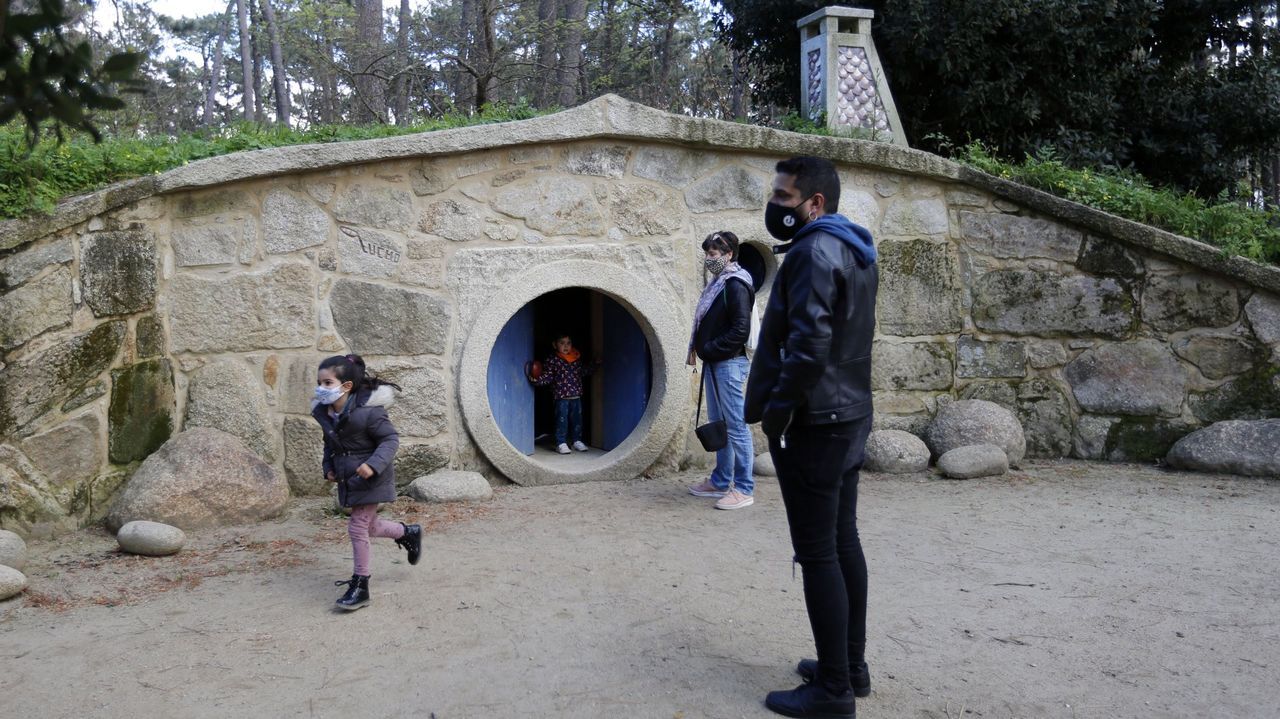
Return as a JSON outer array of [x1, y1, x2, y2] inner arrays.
[[2, 95, 1278, 537]]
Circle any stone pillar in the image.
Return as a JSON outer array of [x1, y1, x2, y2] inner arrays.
[[797, 6, 908, 146]]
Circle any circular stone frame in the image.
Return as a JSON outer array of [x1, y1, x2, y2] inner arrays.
[[459, 259, 688, 486]]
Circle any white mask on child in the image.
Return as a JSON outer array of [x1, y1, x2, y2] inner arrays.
[[314, 385, 345, 405]]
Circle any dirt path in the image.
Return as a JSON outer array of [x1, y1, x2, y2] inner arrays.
[[3, 461, 1279, 718]]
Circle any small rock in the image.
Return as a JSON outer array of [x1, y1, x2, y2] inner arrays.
[[116, 521, 187, 556], [0, 564, 27, 600], [937, 444, 1009, 479], [754, 452, 777, 477], [0, 530, 27, 571], [407, 470, 493, 503], [925, 399, 1026, 466], [865, 430, 931, 473], [1166, 419, 1280, 477]]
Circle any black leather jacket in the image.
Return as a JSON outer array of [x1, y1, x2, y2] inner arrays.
[[745, 227, 878, 434], [693, 276, 753, 363]]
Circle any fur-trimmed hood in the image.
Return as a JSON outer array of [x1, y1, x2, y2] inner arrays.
[[310, 384, 398, 412]]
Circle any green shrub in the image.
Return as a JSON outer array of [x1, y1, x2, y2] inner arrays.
[[0, 102, 546, 220], [959, 143, 1280, 266]]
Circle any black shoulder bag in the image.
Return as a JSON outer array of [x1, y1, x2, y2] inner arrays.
[[694, 365, 728, 452]]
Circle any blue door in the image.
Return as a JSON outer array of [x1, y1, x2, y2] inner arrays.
[[600, 298, 651, 451], [488, 303, 535, 455]]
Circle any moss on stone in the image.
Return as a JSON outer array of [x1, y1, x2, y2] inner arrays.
[[1189, 365, 1280, 423], [1104, 417, 1198, 461], [108, 359, 174, 463]]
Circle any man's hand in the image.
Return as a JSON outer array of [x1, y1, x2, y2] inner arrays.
[[355, 463, 375, 480], [761, 402, 794, 438], [325, 470, 337, 483], [686, 348, 697, 366]]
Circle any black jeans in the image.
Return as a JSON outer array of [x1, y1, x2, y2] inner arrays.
[[770, 416, 872, 694]]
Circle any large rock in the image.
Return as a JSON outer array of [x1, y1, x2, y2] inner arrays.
[[0, 236, 72, 291], [0, 321, 124, 436], [263, 190, 331, 254], [972, 270, 1135, 339], [331, 184, 414, 230], [492, 178, 605, 235], [1166, 420, 1280, 477], [108, 359, 175, 464], [864, 430, 930, 473], [958, 211, 1082, 262], [956, 336, 1026, 379], [169, 263, 315, 353], [116, 520, 186, 556], [925, 400, 1026, 466], [1245, 292, 1280, 347], [19, 414, 103, 493], [1142, 273, 1239, 332], [1015, 379, 1075, 458], [564, 145, 630, 178], [184, 360, 275, 462], [684, 166, 767, 213], [610, 184, 683, 236], [1188, 367, 1280, 423], [753, 451, 776, 477], [135, 314, 166, 358], [937, 444, 1009, 479], [0, 446, 70, 538], [1065, 340, 1186, 417], [1103, 417, 1197, 462], [330, 281, 449, 356], [872, 341, 953, 391], [1172, 333, 1261, 380], [0, 265, 73, 350], [1076, 236, 1145, 278], [876, 239, 964, 336], [419, 199, 483, 242], [394, 442, 452, 489], [283, 417, 328, 496], [170, 219, 249, 267], [79, 229, 157, 316], [0, 530, 27, 570], [882, 198, 949, 236], [407, 470, 493, 503], [106, 428, 288, 531], [0, 564, 27, 600], [632, 147, 719, 187]]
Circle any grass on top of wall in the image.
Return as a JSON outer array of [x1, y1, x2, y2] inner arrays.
[[957, 142, 1280, 267], [0, 103, 547, 221]]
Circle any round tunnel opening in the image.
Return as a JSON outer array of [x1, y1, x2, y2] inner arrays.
[[487, 288, 653, 461]]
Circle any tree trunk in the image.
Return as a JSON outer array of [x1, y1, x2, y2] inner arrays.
[[534, 0, 558, 106], [394, 0, 411, 125], [251, 0, 266, 123], [260, 0, 290, 125], [475, 0, 498, 111], [322, 33, 338, 124], [204, 0, 235, 127], [556, 0, 585, 107], [599, 0, 615, 93], [656, 1, 678, 105], [730, 48, 746, 121], [456, 0, 477, 112], [236, 0, 255, 121], [354, 0, 386, 123]]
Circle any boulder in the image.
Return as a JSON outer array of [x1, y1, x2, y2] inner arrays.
[[0, 530, 27, 570], [937, 444, 1009, 479], [865, 430, 930, 474], [116, 520, 186, 556], [407, 470, 492, 503], [754, 452, 776, 477], [106, 428, 289, 531], [0, 564, 27, 601], [925, 399, 1026, 466], [1166, 420, 1280, 478]]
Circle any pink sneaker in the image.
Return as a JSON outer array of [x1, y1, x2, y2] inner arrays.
[[688, 479, 727, 498], [715, 489, 755, 510]]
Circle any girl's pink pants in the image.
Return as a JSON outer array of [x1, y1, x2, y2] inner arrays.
[[348, 504, 405, 576]]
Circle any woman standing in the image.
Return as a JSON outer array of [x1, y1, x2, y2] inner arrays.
[[687, 231, 757, 510]]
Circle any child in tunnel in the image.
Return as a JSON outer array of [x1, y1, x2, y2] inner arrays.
[[527, 333, 602, 454]]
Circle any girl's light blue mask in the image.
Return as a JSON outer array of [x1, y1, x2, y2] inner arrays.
[[314, 385, 346, 405]]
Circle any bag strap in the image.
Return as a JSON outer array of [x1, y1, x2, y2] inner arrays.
[[695, 367, 705, 425], [696, 361, 725, 423]]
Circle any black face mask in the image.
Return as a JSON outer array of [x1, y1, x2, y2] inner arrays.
[[764, 196, 813, 241]]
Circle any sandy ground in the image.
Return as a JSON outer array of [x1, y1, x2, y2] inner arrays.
[[2, 461, 1279, 719]]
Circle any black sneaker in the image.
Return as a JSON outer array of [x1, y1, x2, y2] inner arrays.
[[395, 523, 422, 565], [335, 574, 370, 611], [764, 682, 855, 718], [796, 658, 871, 697]]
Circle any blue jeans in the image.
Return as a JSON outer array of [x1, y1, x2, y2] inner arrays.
[[554, 398, 583, 445], [705, 355, 754, 494]]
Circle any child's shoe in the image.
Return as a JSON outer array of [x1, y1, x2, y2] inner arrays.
[[572, 441, 588, 452], [395, 522, 422, 565], [556, 443, 571, 454], [335, 574, 370, 611]]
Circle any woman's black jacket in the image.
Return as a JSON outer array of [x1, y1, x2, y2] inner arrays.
[[694, 276, 754, 363]]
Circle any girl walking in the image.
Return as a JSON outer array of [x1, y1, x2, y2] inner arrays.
[[312, 354, 421, 611]]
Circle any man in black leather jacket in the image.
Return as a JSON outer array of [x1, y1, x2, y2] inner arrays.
[[745, 156, 878, 719]]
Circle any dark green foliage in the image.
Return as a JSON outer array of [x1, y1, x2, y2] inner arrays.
[[0, 0, 146, 143], [0, 102, 544, 219], [960, 143, 1280, 266]]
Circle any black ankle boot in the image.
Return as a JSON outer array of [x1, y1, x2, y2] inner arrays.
[[765, 682, 855, 718], [335, 574, 370, 611], [796, 658, 871, 698], [395, 523, 422, 565]]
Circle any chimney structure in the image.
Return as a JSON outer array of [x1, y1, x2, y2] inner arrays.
[[797, 6, 907, 146]]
